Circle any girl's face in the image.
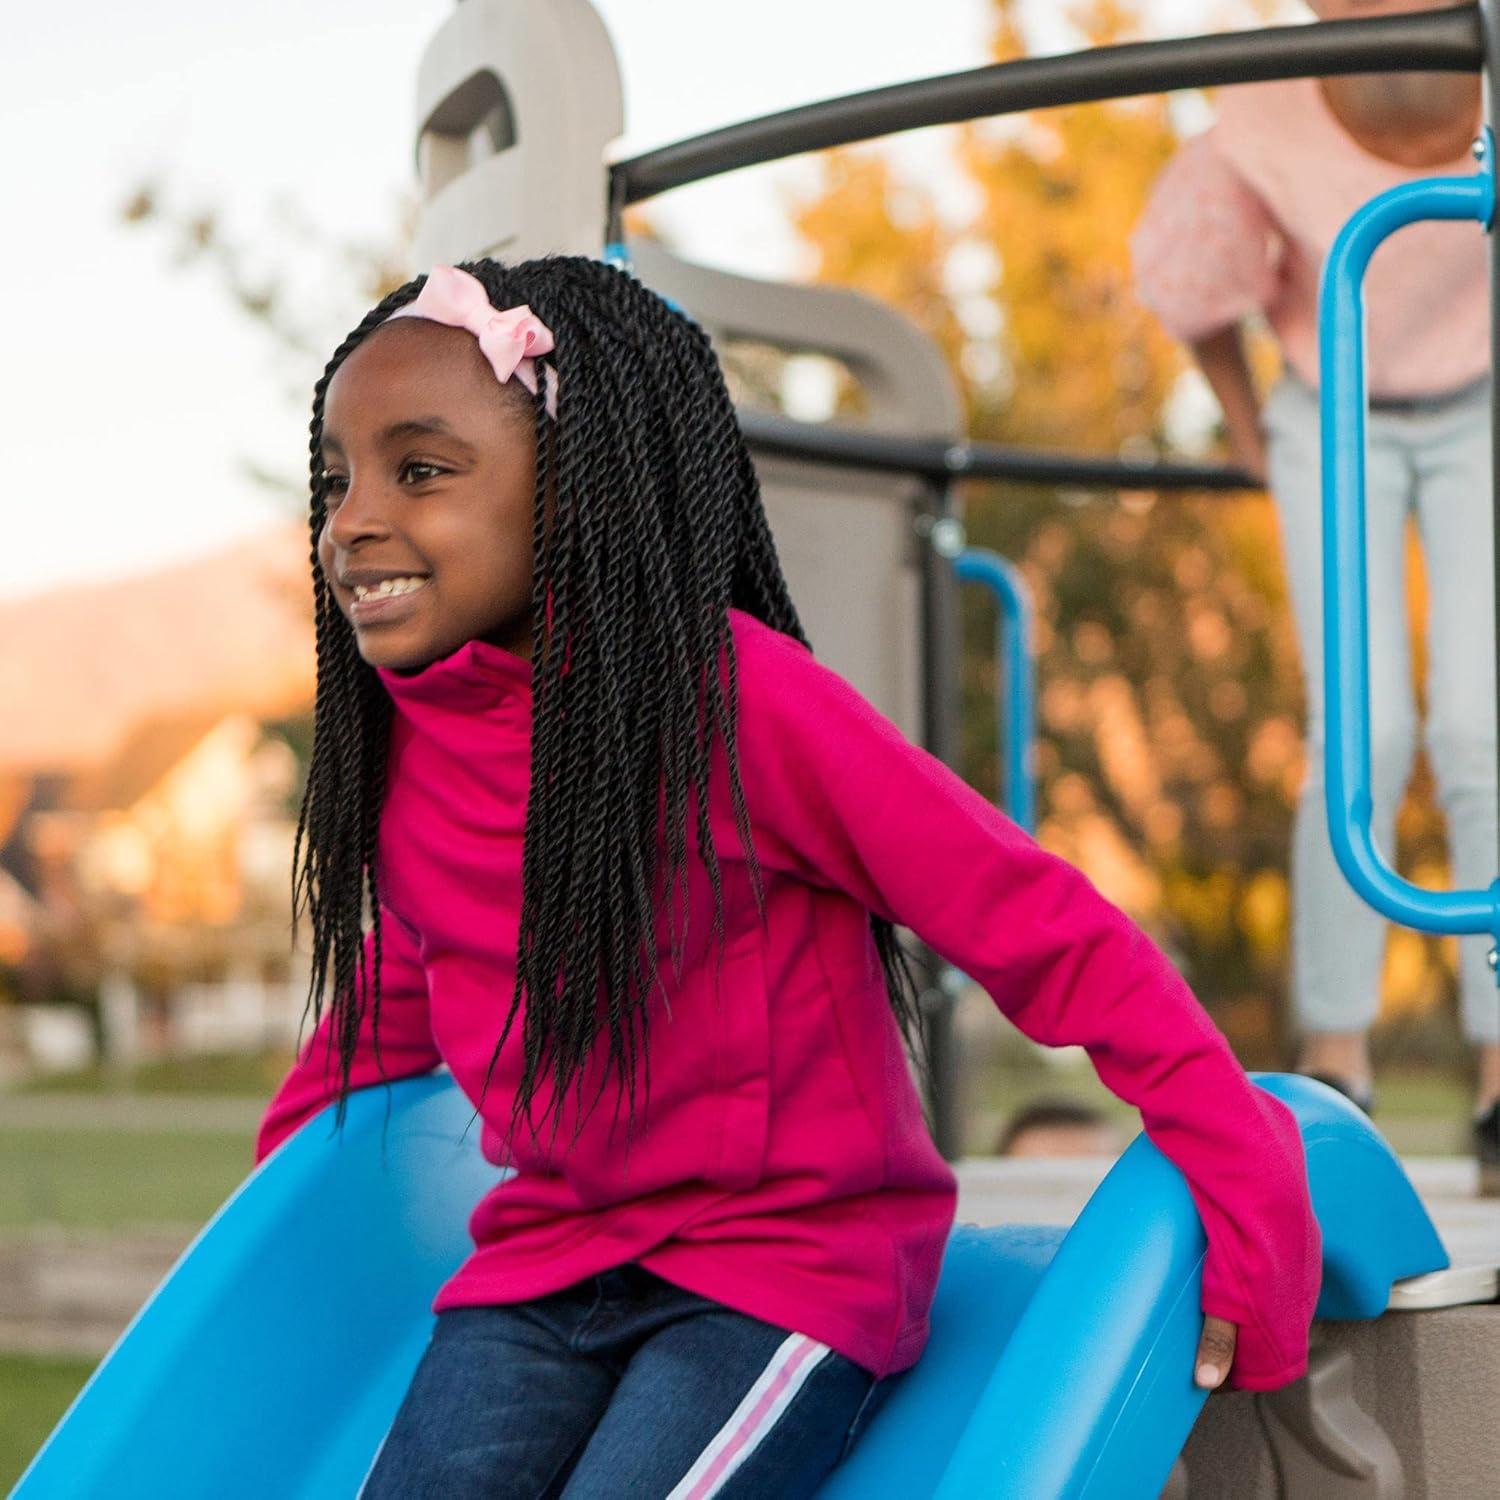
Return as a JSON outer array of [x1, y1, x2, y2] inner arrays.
[[317, 318, 539, 672]]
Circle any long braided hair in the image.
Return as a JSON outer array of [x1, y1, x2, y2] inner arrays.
[[294, 254, 923, 1140]]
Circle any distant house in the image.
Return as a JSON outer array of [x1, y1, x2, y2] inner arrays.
[[0, 864, 40, 970], [0, 524, 317, 1070]]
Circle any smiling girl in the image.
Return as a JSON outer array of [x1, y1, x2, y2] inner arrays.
[[258, 257, 1319, 1499]]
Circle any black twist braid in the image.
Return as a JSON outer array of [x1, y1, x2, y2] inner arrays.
[[293, 255, 923, 1144]]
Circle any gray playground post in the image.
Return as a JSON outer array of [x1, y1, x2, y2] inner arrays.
[[412, 0, 623, 268], [411, 1, 971, 1152]]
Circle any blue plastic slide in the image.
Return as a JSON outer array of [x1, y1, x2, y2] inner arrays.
[[13, 1072, 1446, 1499]]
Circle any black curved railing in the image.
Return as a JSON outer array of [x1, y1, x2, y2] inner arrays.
[[610, 7, 1481, 210]]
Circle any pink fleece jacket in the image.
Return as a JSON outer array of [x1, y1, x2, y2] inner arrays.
[[257, 608, 1320, 1386]]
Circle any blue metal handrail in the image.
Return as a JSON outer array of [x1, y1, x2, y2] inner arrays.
[[1317, 130, 1500, 956], [955, 547, 1036, 834]]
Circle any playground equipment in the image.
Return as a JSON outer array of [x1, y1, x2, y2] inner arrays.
[[1319, 138, 1500, 981], [10, 1072, 1447, 1500], [954, 547, 1036, 835], [17, 3, 1500, 1495], [626, 236, 961, 747]]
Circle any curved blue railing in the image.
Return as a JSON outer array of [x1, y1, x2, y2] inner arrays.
[[1318, 130, 1500, 957], [955, 547, 1037, 834]]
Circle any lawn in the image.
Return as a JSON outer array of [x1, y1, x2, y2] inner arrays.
[[0, 1126, 254, 1233], [0, 1121, 253, 1488], [19, 1050, 291, 1098], [968, 1058, 1476, 1158], [0, 1354, 96, 1492]]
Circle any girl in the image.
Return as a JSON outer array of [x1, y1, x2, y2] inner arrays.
[[257, 256, 1320, 1499]]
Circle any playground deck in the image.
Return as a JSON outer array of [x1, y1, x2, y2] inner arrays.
[[957, 1154, 1499, 1292]]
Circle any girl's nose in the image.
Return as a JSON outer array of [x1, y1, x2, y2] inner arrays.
[[325, 480, 393, 548]]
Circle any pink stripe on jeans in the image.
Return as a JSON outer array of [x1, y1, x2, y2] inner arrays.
[[679, 1336, 825, 1498]]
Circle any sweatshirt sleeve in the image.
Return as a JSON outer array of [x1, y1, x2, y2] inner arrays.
[[254, 903, 442, 1162], [732, 620, 1321, 1391], [1131, 132, 1282, 343]]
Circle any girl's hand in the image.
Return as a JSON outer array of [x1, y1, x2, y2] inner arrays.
[[1195, 1315, 1238, 1390]]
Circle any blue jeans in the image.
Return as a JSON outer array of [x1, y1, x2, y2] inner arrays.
[[1264, 373, 1500, 1045], [359, 1264, 889, 1498]]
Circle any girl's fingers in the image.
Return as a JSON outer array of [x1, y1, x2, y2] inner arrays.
[[1195, 1315, 1238, 1389]]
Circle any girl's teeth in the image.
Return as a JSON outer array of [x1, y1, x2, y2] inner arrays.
[[354, 577, 426, 600]]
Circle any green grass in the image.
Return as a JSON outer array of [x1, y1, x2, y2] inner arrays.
[[0, 1128, 253, 1232], [0, 1354, 95, 1492], [20, 1050, 291, 1097], [967, 1059, 1476, 1158]]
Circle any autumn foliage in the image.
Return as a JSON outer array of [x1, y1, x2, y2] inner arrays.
[[789, 0, 1460, 1059]]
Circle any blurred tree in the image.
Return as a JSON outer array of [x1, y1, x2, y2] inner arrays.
[[789, 0, 1457, 1061], [119, 181, 419, 505], [119, 183, 664, 497]]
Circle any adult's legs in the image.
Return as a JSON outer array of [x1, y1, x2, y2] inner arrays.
[[1263, 376, 1420, 1094], [1410, 386, 1500, 1109]]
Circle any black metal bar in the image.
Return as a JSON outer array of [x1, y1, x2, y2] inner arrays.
[[739, 410, 1259, 492], [916, 478, 964, 1160], [615, 8, 1483, 205]]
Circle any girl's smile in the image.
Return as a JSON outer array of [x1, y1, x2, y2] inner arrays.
[[347, 574, 432, 627], [317, 316, 541, 673]]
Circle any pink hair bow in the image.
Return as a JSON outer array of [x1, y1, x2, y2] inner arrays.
[[386, 264, 558, 418]]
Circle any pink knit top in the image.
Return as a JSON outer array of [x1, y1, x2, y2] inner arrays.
[[1132, 78, 1488, 397], [257, 609, 1319, 1386]]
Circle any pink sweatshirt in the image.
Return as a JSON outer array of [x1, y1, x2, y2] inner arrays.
[[258, 608, 1319, 1386], [1132, 78, 1488, 398]]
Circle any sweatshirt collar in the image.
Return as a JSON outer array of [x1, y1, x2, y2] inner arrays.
[[376, 635, 533, 712]]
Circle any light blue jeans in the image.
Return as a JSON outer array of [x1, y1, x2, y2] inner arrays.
[[1263, 373, 1500, 1045]]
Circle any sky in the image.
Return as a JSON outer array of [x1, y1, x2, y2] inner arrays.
[[1, 0, 1277, 602]]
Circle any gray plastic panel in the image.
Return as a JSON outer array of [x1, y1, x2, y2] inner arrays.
[[412, 0, 623, 267], [1176, 1307, 1500, 1499], [628, 238, 961, 741], [408, 6, 964, 743]]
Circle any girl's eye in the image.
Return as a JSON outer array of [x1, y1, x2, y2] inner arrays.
[[316, 460, 446, 504]]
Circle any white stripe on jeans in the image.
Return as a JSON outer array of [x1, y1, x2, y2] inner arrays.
[[354, 1428, 390, 1499], [664, 1332, 832, 1499]]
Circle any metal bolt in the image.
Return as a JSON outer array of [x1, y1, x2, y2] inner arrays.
[[929, 516, 968, 559], [1475, 135, 1488, 163], [1489, 945, 1498, 972], [945, 443, 973, 473]]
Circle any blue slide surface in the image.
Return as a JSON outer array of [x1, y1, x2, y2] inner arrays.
[[13, 1073, 1446, 1499]]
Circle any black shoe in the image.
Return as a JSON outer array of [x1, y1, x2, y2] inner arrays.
[[1300, 1071, 1375, 1116], [1474, 1100, 1500, 1198]]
